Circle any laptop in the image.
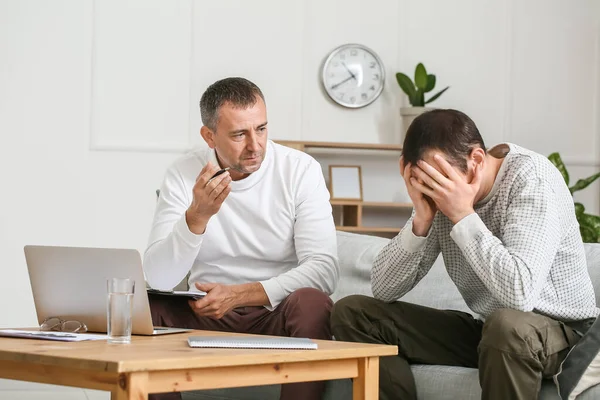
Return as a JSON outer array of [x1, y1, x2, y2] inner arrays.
[[23, 245, 192, 335]]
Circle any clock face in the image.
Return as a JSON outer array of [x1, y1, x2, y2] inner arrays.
[[322, 44, 385, 108]]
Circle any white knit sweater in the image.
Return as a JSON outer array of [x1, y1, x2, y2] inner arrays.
[[144, 140, 339, 308]]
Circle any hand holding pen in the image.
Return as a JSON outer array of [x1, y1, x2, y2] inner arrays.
[[186, 162, 232, 234], [207, 167, 230, 184]]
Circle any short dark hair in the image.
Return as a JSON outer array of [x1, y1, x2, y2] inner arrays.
[[199, 77, 265, 130], [402, 109, 486, 173]]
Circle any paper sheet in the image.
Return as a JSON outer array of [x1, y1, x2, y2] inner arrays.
[[0, 329, 107, 342]]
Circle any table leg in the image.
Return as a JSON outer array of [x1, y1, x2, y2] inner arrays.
[[353, 357, 379, 400], [111, 372, 149, 400]]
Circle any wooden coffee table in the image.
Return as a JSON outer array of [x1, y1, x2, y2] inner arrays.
[[0, 330, 397, 399]]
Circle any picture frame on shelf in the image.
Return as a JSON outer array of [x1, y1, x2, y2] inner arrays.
[[329, 165, 363, 201]]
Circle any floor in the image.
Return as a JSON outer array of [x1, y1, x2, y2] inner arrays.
[[0, 379, 109, 400]]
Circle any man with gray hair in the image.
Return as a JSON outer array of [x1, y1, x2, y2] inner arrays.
[[144, 77, 339, 400]]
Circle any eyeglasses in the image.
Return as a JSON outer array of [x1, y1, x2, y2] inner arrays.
[[40, 317, 88, 333]]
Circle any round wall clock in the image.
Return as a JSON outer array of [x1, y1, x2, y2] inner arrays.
[[321, 43, 385, 108]]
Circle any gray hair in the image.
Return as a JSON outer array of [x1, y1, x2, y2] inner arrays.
[[199, 77, 265, 131]]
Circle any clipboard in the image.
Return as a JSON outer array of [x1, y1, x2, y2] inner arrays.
[[147, 288, 206, 300]]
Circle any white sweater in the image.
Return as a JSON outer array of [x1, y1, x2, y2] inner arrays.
[[372, 143, 599, 321], [143, 140, 339, 308]]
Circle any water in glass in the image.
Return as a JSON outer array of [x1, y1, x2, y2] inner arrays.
[[107, 291, 134, 344], [107, 277, 135, 344]]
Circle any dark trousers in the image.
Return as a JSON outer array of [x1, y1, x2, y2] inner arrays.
[[148, 287, 333, 400], [331, 295, 584, 400]]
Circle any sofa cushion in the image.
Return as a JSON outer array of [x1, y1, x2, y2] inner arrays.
[[411, 364, 600, 400], [332, 231, 388, 302], [555, 316, 600, 399]]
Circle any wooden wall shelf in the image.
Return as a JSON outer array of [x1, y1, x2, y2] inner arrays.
[[275, 140, 402, 152]]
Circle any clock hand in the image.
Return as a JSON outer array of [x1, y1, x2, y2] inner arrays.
[[342, 62, 357, 81], [331, 75, 354, 90]]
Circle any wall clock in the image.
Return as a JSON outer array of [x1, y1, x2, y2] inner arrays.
[[321, 43, 385, 108]]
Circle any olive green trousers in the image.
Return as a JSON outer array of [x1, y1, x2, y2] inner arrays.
[[331, 295, 585, 400]]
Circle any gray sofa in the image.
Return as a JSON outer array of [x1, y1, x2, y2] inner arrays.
[[183, 231, 600, 400]]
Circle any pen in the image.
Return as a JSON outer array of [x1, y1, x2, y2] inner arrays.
[[207, 167, 230, 184]]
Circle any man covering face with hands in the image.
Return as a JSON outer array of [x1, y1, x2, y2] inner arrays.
[[331, 109, 598, 400], [400, 150, 485, 237]]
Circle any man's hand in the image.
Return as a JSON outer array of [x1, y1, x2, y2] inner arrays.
[[186, 162, 232, 234], [410, 154, 483, 224], [188, 282, 269, 320], [188, 282, 239, 319], [400, 157, 437, 236]]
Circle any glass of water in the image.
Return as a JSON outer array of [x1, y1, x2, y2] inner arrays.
[[107, 278, 135, 344]]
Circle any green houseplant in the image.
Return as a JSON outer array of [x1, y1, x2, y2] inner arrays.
[[396, 63, 450, 137], [549, 152, 600, 243], [395, 62, 449, 107]]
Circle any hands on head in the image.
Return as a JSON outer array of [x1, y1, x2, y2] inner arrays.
[[400, 153, 483, 233], [185, 161, 232, 234]]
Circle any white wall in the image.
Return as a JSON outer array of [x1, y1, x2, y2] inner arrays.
[[0, 0, 598, 397]]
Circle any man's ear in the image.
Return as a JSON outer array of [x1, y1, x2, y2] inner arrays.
[[470, 147, 486, 166], [200, 126, 216, 149]]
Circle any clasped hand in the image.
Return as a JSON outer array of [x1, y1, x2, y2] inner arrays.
[[402, 154, 482, 225], [188, 282, 239, 320]]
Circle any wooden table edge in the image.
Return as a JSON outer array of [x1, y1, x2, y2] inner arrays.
[[0, 356, 387, 399], [0, 343, 397, 373]]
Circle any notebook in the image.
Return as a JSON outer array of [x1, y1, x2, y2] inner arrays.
[[187, 336, 318, 350]]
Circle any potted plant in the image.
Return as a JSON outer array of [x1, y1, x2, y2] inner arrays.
[[549, 152, 600, 243], [396, 63, 449, 135]]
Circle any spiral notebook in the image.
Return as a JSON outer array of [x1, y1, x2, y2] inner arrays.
[[187, 336, 318, 350]]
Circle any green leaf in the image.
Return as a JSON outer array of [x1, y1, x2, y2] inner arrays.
[[424, 74, 436, 92], [574, 202, 585, 217], [396, 72, 417, 101], [547, 152, 570, 186], [425, 86, 449, 104], [414, 63, 428, 90], [579, 213, 600, 243], [569, 172, 600, 194], [580, 224, 598, 243], [580, 213, 600, 231]]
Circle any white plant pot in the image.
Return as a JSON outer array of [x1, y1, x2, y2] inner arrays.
[[400, 106, 434, 141]]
